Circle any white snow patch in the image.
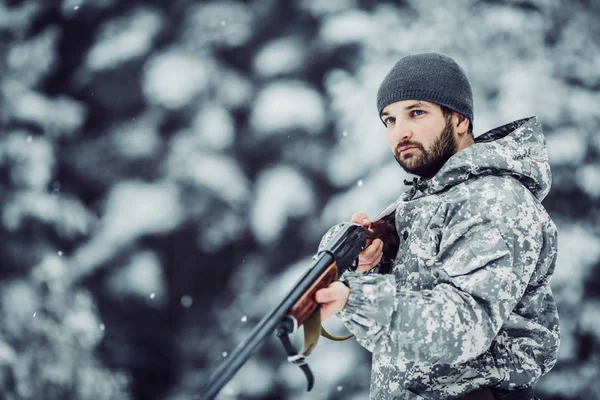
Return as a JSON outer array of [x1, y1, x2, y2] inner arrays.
[[321, 162, 406, 228], [553, 224, 600, 285], [106, 251, 166, 302], [299, 0, 358, 16], [324, 66, 391, 186], [227, 359, 273, 397], [192, 104, 235, 150], [102, 180, 182, 242], [197, 209, 245, 253], [253, 37, 304, 77], [1, 132, 54, 189], [12, 91, 86, 137], [86, 8, 163, 71], [181, 295, 193, 308], [250, 81, 325, 137], [183, 1, 254, 49], [250, 166, 316, 244], [579, 301, 600, 338], [576, 164, 600, 198], [143, 51, 210, 109], [0, 281, 39, 321], [111, 112, 162, 159], [166, 149, 249, 206], [215, 69, 254, 109], [320, 10, 376, 45], [545, 129, 587, 166]]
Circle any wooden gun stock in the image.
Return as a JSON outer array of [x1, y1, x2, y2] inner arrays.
[[289, 262, 338, 327]]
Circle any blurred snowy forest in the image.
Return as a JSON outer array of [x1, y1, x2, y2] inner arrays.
[[0, 0, 599, 399]]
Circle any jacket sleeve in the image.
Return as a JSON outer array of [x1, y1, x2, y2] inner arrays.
[[336, 188, 544, 365]]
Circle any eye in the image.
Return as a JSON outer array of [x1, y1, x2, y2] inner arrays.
[[384, 116, 395, 126], [410, 110, 425, 117]]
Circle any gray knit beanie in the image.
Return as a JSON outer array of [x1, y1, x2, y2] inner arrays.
[[376, 52, 473, 124]]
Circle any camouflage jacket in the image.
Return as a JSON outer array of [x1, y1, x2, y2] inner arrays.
[[319, 117, 560, 399]]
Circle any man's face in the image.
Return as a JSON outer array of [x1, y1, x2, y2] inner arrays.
[[381, 100, 457, 179]]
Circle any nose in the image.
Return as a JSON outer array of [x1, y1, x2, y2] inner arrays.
[[390, 122, 412, 144]]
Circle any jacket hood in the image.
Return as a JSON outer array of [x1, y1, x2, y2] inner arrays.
[[405, 116, 552, 201]]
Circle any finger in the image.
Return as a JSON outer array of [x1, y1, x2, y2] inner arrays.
[[359, 252, 383, 271], [350, 212, 371, 228], [315, 288, 334, 304], [320, 302, 337, 321], [360, 239, 383, 260]]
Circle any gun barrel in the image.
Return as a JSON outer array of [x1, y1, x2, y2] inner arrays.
[[198, 252, 335, 400]]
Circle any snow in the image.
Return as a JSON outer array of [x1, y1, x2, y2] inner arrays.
[[2, 190, 93, 238], [576, 164, 600, 198], [143, 51, 210, 109], [7, 26, 59, 87], [165, 148, 249, 207], [1, 132, 54, 189], [110, 112, 162, 159], [250, 81, 326, 137], [105, 251, 166, 302], [253, 37, 305, 77], [226, 359, 273, 397], [545, 128, 587, 166], [323, 65, 392, 186], [86, 8, 163, 71], [552, 224, 600, 291], [321, 162, 406, 227], [214, 68, 254, 109], [320, 10, 376, 45], [102, 181, 182, 242], [64, 293, 104, 347], [181, 295, 193, 308], [579, 301, 600, 338], [250, 166, 316, 244], [299, 0, 358, 16], [192, 104, 235, 150], [11, 91, 87, 138], [0, 280, 39, 323], [182, 1, 254, 49], [197, 210, 245, 253]]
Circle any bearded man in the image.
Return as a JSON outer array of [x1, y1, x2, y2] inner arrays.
[[315, 53, 560, 400]]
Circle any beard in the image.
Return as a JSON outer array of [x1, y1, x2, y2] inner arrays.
[[394, 117, 457, 179]]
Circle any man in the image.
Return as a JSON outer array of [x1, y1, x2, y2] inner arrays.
[[315, 53, 560, 400]]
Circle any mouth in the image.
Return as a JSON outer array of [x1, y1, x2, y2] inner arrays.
[[398, 145, 418, 154]]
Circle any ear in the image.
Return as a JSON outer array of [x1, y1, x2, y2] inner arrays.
[[454, 114, 470, 136]]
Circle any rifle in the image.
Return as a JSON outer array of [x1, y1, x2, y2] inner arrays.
[[198, 203, 399, 400]]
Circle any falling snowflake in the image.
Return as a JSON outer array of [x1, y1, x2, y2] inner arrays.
[[181, 295, 193, 308]]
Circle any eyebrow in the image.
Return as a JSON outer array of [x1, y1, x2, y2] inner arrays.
[[381, 102, 429, 120]]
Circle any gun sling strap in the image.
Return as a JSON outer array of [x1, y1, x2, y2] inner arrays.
[[276, 309, 353, 391]]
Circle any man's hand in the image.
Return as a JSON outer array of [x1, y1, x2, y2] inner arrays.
[[315, 281, 350, 322], [351, 212, 383, 272]]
